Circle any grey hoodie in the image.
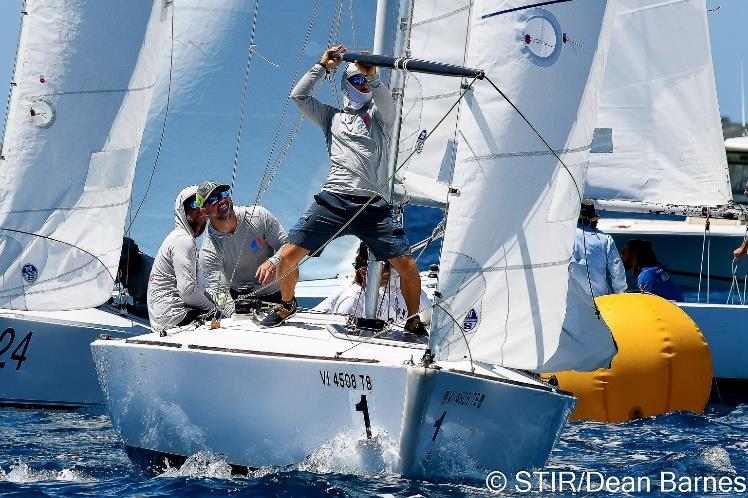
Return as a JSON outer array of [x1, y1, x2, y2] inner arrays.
[[290, 63, 396, 199], [147, 186, 214, 332]]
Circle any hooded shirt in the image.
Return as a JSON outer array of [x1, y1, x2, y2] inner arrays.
[[147, 186, 214, 332], [290, 62, 396, 199], [570, 224, 628, 297]]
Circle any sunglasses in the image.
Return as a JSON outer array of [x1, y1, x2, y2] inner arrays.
[[204, 188, 230, 206], [186, 196, 199, 210], [347, 74, 366, 86]]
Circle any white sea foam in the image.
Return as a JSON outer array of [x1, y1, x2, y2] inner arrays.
[[296, 430, 399, 476], [0, 460, 94, 483], [158, 450, 233, 479]]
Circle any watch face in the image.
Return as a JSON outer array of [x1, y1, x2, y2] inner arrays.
[[520, 9, 563, 67], [28, 99, 55, 128]]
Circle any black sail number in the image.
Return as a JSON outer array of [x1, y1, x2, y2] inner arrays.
[[0, 328, 32, 370]]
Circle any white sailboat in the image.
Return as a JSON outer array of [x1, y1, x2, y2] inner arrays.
[[0, 0, 167, 408], [92, 0, 617, 479], [583, 0, 748, 399]]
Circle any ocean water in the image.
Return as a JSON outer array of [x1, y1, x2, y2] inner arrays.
[[1, 405, 746, 497]]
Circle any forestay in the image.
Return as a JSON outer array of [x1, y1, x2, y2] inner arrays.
[[585, 0, 731, 207], [0, 0, 165, 310], [394, 0, 472, 208], [431, 0, 615, 369]]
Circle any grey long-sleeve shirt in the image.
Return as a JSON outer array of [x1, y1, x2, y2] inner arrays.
[[147, 186, 214, 332], [290, 64, 396, 199], [199, 205, 287, 299]]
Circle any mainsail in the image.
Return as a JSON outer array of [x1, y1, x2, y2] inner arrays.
[[584, 0, 731, 208], [0, 0, 166, 310], [431, 0, 615, 369]]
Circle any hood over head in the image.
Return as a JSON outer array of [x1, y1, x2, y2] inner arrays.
[[174, 185, 199, 237], [341, 63, 372, 112]]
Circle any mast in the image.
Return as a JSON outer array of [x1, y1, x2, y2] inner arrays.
[[364, 0, 412, 319], [742, 56, 746, 134]]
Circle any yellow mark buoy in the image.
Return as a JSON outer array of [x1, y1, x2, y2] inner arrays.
[[543, 293, 712, 423]]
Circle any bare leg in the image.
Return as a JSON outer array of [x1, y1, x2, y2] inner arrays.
[[277, 243, 309, 302], [389, 255, 422, 316]]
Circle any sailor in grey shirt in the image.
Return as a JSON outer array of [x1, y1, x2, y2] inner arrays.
[[196, 180, 287, 306], [147, 185, 214, 333]]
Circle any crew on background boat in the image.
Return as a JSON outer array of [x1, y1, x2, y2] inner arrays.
[[263, 45, 427, 336], [147, 186, 215, 333], [621, 239, 684, 301], [570, 200, 627, 298], [197, 180, 287, 310], [116, 236, 154, 319], [315, 243, 432, 324]]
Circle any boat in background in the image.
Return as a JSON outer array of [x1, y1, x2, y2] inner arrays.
[[93, 0, 617, 479], [0, 0, 166, 408], [583, 0, 748, 401]]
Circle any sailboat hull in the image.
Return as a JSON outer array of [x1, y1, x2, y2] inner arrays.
[[91, 318, 574, 480], [0, 306, 150, 408]]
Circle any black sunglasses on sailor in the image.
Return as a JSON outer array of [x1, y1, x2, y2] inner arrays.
[[204, 188, 231, 207], [347, 74, 367, 86]]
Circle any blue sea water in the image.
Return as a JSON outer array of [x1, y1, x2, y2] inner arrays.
[[1, 405, 746, 497]]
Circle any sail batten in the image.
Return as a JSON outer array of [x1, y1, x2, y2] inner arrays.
[[431, 0, 616, 370]]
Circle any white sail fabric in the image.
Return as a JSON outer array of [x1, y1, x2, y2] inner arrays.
[[585, 0, 731, 207], [134, 0, 358, 280], [431, 0, 615, 370], [394, 0, 472, 207], [0, 0, 165, 310]]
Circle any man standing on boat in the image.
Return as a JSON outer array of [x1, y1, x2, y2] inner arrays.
[[570, 200, 627, 297], [147, 185, 215, 333], [197, 180, 288, 307], [261, 45, 427, 336]]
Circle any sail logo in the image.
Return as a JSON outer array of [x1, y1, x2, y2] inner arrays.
[[415, 129, 427, 153], [21, 264, 38, 284], [463, 308, 479, 331]]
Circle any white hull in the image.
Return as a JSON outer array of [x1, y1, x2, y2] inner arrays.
[[0, 305, 150, 408], [598, 217, 746, 287], [92, 313, 574, 479]]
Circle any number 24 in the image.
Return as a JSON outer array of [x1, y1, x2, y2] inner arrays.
[[0, 328, 32, 370]]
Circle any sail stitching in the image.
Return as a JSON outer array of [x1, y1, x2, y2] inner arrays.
[[466, 142, 591, 161], [448, 257, 570, 273], [412, 3, 471, 27]]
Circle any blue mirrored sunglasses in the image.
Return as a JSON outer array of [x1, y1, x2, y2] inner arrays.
[[347, 74, 366, 86], [205, 188, 230, 206], [187, 196, 199, 210]]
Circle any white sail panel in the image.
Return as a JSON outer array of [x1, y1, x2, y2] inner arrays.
[[585, 0, 730, 207], [432, 0, 615, 369], [394, 0, 471, 207], [0, 0, 165, 310]]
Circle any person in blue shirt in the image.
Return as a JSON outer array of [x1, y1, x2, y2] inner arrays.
[[620, 239, 684, 301], [570, 200, 627, 297]]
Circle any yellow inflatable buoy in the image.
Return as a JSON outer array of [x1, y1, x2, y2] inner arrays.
[[543, 293, 712, 423]]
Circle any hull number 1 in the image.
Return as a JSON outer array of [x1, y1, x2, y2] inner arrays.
[[319, 370, 373, 391]]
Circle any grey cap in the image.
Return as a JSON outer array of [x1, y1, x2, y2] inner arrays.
[[195, 180, 229, 207]]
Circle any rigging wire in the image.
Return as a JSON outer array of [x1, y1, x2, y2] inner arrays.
[[228, 0, 261, 191], [126, 7, 176, 233]]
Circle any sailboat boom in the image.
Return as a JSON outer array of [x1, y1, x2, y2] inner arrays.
[[340, 52, 484, 79]]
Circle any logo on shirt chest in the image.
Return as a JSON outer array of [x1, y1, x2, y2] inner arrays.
[[354, 114, 370, 135], [250, 237, 265, 251]]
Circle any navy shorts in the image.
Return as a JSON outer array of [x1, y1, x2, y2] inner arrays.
[[288, 191, 411, 261]]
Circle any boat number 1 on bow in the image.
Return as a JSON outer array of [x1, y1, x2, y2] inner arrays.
[[0, 328, 33, 370], [319, 370, 373, 391]]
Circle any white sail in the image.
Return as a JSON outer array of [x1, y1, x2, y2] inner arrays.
[[133, 0, 358, 280], [0, 0, 166, 310], [584, 0, 731, 207], [431, 0, 615, 369], [394, 0, 472, 207]]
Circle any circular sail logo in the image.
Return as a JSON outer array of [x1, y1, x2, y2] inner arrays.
[[21, 264, 38, 284]]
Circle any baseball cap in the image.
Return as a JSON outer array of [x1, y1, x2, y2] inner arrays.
[[195, 180, 230, 208]]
